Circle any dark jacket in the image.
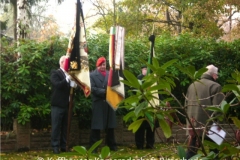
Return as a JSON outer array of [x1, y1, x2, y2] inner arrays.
[[137, 74, 144, 80], [50, 69, 70, 108], [185, 74, 224, 134], [90, 69, 117, 129]]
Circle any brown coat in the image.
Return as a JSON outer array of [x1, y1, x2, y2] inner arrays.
[[185, 74, 224, 135]]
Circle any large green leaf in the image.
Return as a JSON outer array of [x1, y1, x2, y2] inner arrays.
[[176, 65, 195, 80], [156, 113, 164, 120], [161, 59, 178, 69], [222, 84, 240, 95], [128, 118, 145, 133], [152, 57, 159, 68], [159, 119, 171, 138], [230, 117, 240, 129], [232, 85, 240, 101], [231, 71, 240, 83], [194, 67, 207, 79], [186, 66, 196, 77], [205, 106, 222, 112], [141, 81, 155, 90], [123, 111, 136, 122], [145, 112, 154, 129], [123, 95, 139, 105], [155, 68, 166, 77], [134, 102, 146, 116], [190, 154, 204, 160], [204, 139, 219, 149], [219, 142, 240, 155], [88, 139, 103, 154], [164, 77, 176, 88], [100, 146, 110, 159], [122, 70, 140, 89], [148, 83, 170, 92], [120, 79, 138, 88], [177, 146, 186, 159], [73, 146, 87, 155], [212, 142, 238, 159], [220, 100, 230, 114]]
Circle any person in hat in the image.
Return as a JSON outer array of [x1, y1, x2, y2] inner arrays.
[[134, 65, 156, 149], [89, 57, 118, 152], [185, 64, 224, 159], [137, 65, 147, 80]]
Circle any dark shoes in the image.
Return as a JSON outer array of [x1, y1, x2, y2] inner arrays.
[[53, 148, 60, 154], [61, 148, 67, 152], [146, 144, 155, 149], [52, 148, 67, 154], [137, 146, 144, 150], [136, 144, 155, 149], [110, 146, 118, 151]]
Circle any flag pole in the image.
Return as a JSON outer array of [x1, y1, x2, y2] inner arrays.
[[113, 0, 116, 26], [63, 0, 91, 151], [65, 0, 80, 151], [66, 87, 74, 151]]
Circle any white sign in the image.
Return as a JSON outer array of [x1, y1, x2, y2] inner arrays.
[[207, 123, 226, 145]]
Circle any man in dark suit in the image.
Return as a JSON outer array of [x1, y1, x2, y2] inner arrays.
[[50, 55, 77, 154], [135, 65, 156, 149], [89, 57, 117, 152]]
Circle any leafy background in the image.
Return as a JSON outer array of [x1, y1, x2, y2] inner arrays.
[[1, 33, 240, 130]]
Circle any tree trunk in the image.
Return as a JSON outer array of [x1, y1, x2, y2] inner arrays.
[[10, 0, 17, 40], [17, 0, 29, 57]]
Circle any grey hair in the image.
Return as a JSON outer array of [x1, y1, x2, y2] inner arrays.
[[59, 55, 67, 66], [205, 64, 218, 75]]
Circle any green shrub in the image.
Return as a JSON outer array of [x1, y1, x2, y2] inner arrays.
[[1, 36, 66, 129], [1, 33, 239, 130]]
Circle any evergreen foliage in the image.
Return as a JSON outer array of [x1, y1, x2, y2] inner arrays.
[[1, 33, 239, 130]]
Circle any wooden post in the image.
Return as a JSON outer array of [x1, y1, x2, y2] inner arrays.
[[13, 119, 30, 151]]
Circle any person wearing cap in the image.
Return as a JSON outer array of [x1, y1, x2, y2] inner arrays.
[[185, 64, 224, 159], [137, 65, 147, 80], [134, 65, 156, 149], [89, 57, 117, 152]]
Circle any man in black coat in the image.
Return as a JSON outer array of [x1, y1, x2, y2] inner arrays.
[[50, 55, 77, 154], [89, 57, 117, 152], [135, 66, 155, 149]]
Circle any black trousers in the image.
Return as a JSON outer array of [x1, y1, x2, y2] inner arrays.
[[135, 120, 155, 149], [89, 128, 117, 151], [186, 136, 219, 159], [51, 106, 68, 150]]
